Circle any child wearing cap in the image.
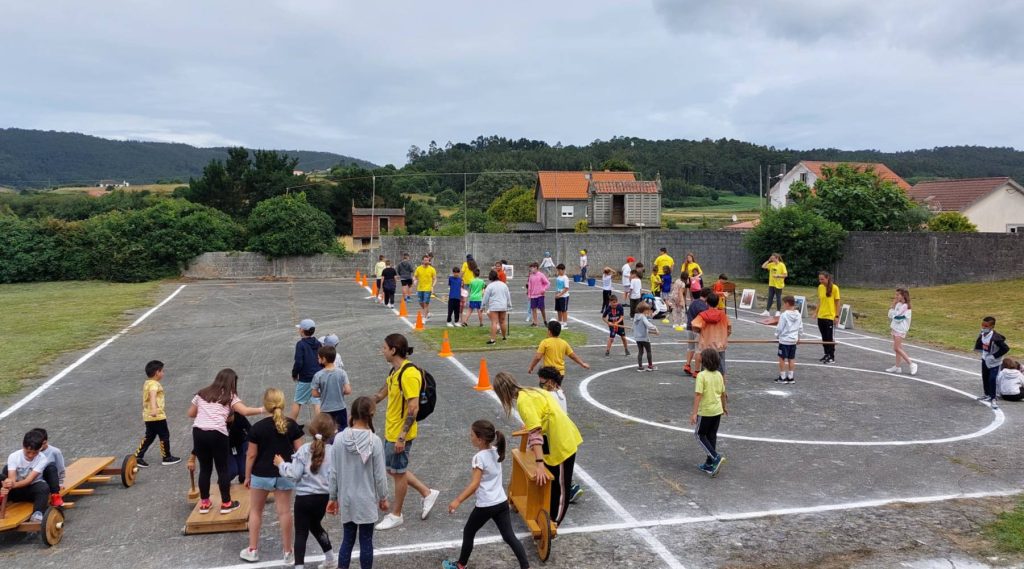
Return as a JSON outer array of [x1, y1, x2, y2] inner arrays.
[[320, 334, 344, 368], [291, 319, 324, 420]]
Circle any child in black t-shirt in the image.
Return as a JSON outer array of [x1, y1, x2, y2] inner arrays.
[[602, 294, 630, 357], [381, 260, 398, 308]]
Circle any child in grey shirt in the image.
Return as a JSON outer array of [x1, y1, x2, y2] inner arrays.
[[633, 302, 660, 372]]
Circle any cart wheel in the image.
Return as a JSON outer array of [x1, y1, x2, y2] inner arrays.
[[121, 454, 138, 487], [535, 509, 551, 562], [42, 507, 64, 546]]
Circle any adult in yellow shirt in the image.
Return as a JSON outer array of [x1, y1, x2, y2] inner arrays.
[[760, 253, 788, 316], [493, 372, 582, 526], [526, 321, 590, 376], [412, 255, 437, 322], [373, 333, 439, 530], [652, 248, 674, 294], [815, 271, 841, 364]]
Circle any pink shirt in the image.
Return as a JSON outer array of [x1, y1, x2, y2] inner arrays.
[[527, 272, 550, 298], [192, 393, 241, 436]]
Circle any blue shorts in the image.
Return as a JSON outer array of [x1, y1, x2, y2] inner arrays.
[[555, 297, 569, 312], [469, 300, 482, 309], [608, 325, 625, 338], [778, 344, 797, 360], [294, 381, 321, 406], [530, 297, 545, 310], [250, 475, 296, 491], [417, 291, 432, 304], [384, 439, 413, 474]]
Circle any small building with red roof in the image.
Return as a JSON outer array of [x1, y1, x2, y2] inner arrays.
[[535, 171, 661, 230], [769, 161, 911, 209], [908, 177, 1024, 233]]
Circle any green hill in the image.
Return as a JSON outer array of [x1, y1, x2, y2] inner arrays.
[[0, 128, 375, 189]]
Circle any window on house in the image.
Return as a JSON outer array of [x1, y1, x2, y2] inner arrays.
[[1008, 224, 1024, 234], [560, 205, 574, 218], [379, 218, 389, 233], [799, 172, 808, 184]]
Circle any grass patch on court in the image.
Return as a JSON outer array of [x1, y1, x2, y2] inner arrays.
[[417, 324, 587, 353], [984, 499, 1024, 552], [0, 281, 162, 396], [730, 277, 1024, 353]]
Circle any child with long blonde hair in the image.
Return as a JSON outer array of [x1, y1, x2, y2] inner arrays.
[[887, 288, 916, 375], [241, 388, 304, 564], [275, 413, 336, 569]]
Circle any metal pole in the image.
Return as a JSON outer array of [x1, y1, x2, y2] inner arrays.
[[759, 164, 763, 210], [464, 172, 468, 255], [370, 175, 376, 266]]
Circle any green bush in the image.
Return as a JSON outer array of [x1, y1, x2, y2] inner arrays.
[[247, 193, 335, 258], [574, 219, 589, 233], [744, 206, 847, 286], [927, 211, 978, 232]]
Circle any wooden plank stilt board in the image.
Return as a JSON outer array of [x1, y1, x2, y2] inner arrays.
[[183, 484, 251, 535], [67, 488, 95, 496]]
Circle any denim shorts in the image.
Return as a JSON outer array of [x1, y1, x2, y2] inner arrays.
[[294, 381, 321, 405], [384, 439, 413, 473], [417, 291, 432, 304], [250, 475, 296, 491]]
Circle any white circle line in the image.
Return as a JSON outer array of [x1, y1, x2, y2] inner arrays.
[[577, 359, 1004, 446]]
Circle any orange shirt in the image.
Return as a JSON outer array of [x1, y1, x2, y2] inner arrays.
[[692, 309, 731, 351]]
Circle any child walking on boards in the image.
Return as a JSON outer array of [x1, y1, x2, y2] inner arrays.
[[774, 296, 803, 384], [275, 413, 336, 569], [327, 397, 389, 569], [691, 348, 727, 477], [443, 420, 530, 569]]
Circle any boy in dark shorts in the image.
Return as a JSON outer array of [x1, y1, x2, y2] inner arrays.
[[774, 296, 803, 383], [397, 253, 415, 302], [602, 294, 630, 357]]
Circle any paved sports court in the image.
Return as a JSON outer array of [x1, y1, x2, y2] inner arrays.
[[0, 278, 1020, 569]]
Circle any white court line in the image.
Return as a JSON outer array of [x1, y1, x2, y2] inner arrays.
[[198, 487, 1022, 569], [570, 314, 638, 344], [0, 284, 188, 421], [368, 284, 685, 568], [578, 359, 1003, 446]]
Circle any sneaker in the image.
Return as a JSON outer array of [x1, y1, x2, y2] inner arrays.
[[661, 318, 670, 324], [774, 376, 785, 383], [910, 363, 918, 376], [977, 395, 990, 402], [50, 493, 64, 507], [992, 401, 1000, 410], [647, 366, 657, 372], [674, 325, 684, 331], [283, 551, 294, 565], [774, 311, 781, 317], [421, 489, 440, 520], [446, 322, 454, 327], [698, 463, 714, 475], [710, 455, 726, 477], [684, 364, 693, 374], [624, 350, 631, 356], [885, 366, 902, 373], [442, 561, 463, 569], [760, 310, 770, 316], [375, 513, 404, 530], [784, 378, 795, 384], [239, 547, 259, 562], [605, 350, 610, 357], [162, 455, 182, 465], [220, 500, 240, 514], [819, 355, 829, 363], [322, 557, 339, 569], [824, 356, 835, 364], [691, 370, 700, 378], [136, 458, 150, 468], [637, 367, 645, 372], [561, 323, 568, 329], [199, 499, 212, 514], [30, 511, 43, 523], [486, 339, 497, 345], [569, 483, 584, 503]]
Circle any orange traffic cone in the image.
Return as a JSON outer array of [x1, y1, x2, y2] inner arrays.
[[475, 358, 491, 391], [438, 330, 454, 357], [415, 311, 425, 331], [361, 275, 367, 288], [355, 270, 361, 283], [371, 280, 378, 298], [398, 297, 408, 317]]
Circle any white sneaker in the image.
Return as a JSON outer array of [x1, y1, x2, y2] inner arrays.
[[910, 363, 918, 376], [282, 551, 294, 565], [446, 322, 454, 327], [375, 513, 403, 530], [239, 548, 259, 562], [421, 489, 440, 520], [760, 310, 770, 316], [322, 556, 338, 569], [561, 323, 568, 329], [885, 366, 902, 373], [30, 511, 43, 523], [774, 311, 781, 317]]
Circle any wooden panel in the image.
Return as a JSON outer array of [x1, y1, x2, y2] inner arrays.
[[67, 488, 95, 496], [0, 502, 34, 532], [61, 457, 115, 496], [184, 483, 250, 535]]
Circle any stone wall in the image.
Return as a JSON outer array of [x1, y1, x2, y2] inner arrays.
[[183, 252, 362, 280]]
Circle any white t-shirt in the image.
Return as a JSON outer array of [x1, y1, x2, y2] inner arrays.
[[602, 274, 612, 291], [7, 450, 49, 482], [555, 275, 570, 298], [579, 255, 588, 269], [629, 277, 642, 300], [549, 388, 567, 413], [471, 447, 507, 507], [621, 264, 631, 287]]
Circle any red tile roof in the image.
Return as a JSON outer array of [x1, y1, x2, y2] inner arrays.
[[801, 161, 911, 191], [907, 177, 1016, 212], [591, 180, 659, 195], [537, 171, 635, 200]]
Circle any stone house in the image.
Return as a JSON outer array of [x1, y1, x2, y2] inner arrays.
[[535, 170, 661, 230]]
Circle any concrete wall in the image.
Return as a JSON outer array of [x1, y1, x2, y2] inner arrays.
[[183, 252, 362, 279]]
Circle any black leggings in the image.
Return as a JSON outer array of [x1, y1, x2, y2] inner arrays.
[[602, 289, 611, 313], [458, 501, 529, 569], [340, 522, 374, 569], [545, 452, 577, 525], [136, 418, 172, 460], [294, 494, 332, 566], [383, 288, 395, 306], [817, 318, 835, 358], [447, 298, 462, 323], [629, 298, 640, 317], [766, 286, 782, 312], [694, 414, 722, 463], [636, 341, 653, 367], [192, 427, 231, 503]]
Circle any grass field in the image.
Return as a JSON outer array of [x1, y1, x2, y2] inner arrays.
[[985, 499, 1024, 552], [0, 281, 162, 396], [51, 183, 183, 195], [730, 277, 1024, 353], [667, 193, 763, 212], [418, 324, 587, 353]]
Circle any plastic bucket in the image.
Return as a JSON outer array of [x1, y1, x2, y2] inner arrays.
[[587, 278, 596, 286], [573, 275, 582, 283]]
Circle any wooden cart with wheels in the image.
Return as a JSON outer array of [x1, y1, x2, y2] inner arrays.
[[0, 454, 137, 547], [508, 429, 556, 562]]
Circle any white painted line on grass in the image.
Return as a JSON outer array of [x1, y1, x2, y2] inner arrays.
[[1, 284, 188, 421]]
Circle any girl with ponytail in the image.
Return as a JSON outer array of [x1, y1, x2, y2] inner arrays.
[[241, 388, 304, 563], [275, 413, 337, 569], [443, 420, 530, 569]]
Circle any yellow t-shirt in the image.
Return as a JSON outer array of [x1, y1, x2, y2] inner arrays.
[[536, 337, 573, 375], [413, 265, 436, 292], [767, 261, 787, 289], [695, 370, 725, 417], [682, 262, 703, 280], [385, 362, 421, 442], [654, 254, 675, 275], [817, 283, 841, 320], [463, 268, 475, 283], [143, 379, 166, 422], [375, 261, 386, 278], [516, 389, 583, 466]]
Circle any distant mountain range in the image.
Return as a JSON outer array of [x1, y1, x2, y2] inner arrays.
[[0, 128, 375, 189]]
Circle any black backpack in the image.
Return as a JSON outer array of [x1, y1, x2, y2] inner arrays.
[[397, 363, 437, 422]]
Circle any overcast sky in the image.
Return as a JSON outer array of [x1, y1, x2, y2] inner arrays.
[[2, 1, 1021, 166]]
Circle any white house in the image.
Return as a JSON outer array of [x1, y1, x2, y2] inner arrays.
[[768, 161, 911, 208], [908, 177, 1024, 233]]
